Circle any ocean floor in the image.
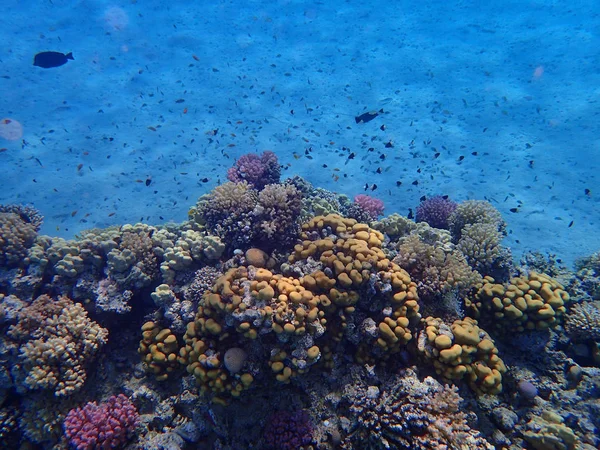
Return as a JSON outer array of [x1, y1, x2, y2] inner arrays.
[[1, 0, 599, 266]]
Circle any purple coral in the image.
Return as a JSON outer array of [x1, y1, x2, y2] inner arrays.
[[64, 394, 139, 450], [263, 410, 313, 450], [416, 195, 457, 229], [227, 150, 280, 190], [353, 194, 385, 220]]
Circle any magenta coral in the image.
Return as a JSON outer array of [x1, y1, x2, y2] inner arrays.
[[263, 410, 313, 450], [353, 194, 385, 219], [416, 195, 457, 230], [64, 394, 139, 450], [227, 150, 280, 190]]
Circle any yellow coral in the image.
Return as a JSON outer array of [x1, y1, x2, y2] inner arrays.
[[418, 317, 506, 395], [466, 272, 570, 333]]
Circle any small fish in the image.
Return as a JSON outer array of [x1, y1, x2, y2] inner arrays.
[[407, 208, 414, 219], [380, 124, 386, 131], [433, 152, 440, 159], [371, 184, 377, 191], [376, 167, 382, 174], [568, 220, 574, 228], [145, 178, 152, 186], [529, 160, 535, 168], [471, 152, 478, 156], [355, 108, 384, 124], [347, 152, 356, 160], [396, 181, 402, 186], [458, 155, 465, 162], [364, 183, 369, 191], [584, 189, 591, 196], [200, 177, 209, 183], [510, 208, 518, 213], [412, 180, 419, 186], [33, 51, 74, 68], [385, 141, 394, 148], [419, 195, 426, 202]]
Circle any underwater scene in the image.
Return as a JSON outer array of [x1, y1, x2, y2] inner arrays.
[[0, 0, 599, 449]]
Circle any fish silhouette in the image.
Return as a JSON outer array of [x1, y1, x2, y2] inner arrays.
[[33, 51, 74, 68]]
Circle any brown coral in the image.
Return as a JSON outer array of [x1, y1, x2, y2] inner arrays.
[[0, 212, 37, 267], [10, 295, 108, 396]]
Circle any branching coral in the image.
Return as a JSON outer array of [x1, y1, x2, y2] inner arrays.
[[254, 183, 303, 246], [64, 394, 139, 450], [190, 181, 303, 251], [9, 295, 108, 396], [564, 301, 600, 342], [0, 212, 37, 267], [416, 195, 457, 230], [395, 235, 481, 318], [350, 194, 385, 221], [0, 204, 43, 232], [226, 150, 280, 189], [448, 200, 506, 241], [340, 369, 494, 449], [457, 222, 512, 280]]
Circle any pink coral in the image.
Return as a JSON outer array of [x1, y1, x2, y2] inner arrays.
[[227, 151, 280, 189], [353, 194, 385, 219], [64, 394, 139, 450]]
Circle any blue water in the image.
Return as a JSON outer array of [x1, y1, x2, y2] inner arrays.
[[1, 0, 598, 265]]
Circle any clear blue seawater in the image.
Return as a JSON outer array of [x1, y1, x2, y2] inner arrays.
[[1, 0, 598, 264]]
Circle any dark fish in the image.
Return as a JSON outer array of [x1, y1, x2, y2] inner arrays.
[[385, 141, 394, 148], [371, 184, 377, 191], [364, 183, 369, 191], [568, 221, 574, 228], [380, 125, 386, 131], [510, 208, 518, 213], [584, 189, 591, 196], [355, 108, 384, 124], [420, 195, 426, 202], [407, 208, 414, 219], [33, 51, 74, 68], [145, 178, 152, 186]]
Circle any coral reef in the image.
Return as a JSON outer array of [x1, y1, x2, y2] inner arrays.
[[0, 161, 598, 450], [340, 368, 494, 449], [190, 180, 303, 251]]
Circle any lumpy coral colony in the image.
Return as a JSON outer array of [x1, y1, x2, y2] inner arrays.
[[0, 151, 598, 449]]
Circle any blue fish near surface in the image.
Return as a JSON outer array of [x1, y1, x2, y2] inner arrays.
[[33, 51, 74, 68]]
